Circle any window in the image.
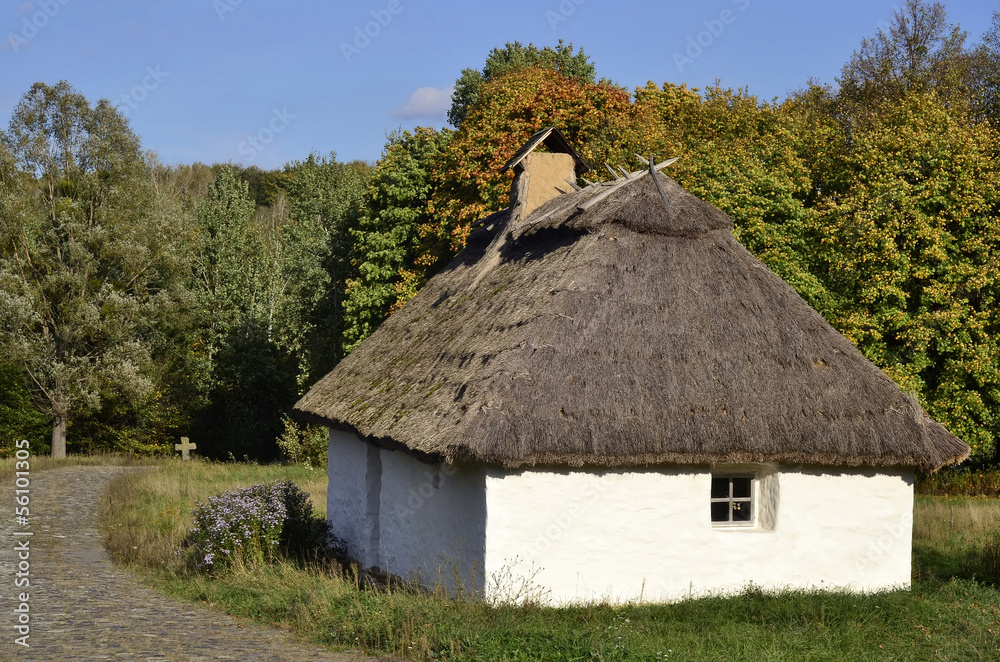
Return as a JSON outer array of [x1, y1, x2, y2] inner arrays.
[[711, 474, 754, 526]]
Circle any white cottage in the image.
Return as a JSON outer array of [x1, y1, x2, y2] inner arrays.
[[295, 128, 968, 604]]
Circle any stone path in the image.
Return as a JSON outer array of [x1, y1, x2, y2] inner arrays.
[[0, 466, 391, 661]]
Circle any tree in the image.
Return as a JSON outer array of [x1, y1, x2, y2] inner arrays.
[[0, 82, 186, 458], [970, 11, 1000, 124], [425, 66, 639, 281], [0, 362, 49, 456], [192, 167, 291, 459], [809, 89, 1000, 461], [447, 40, 596, 127], [342, 128, 452, 351], [283, 153, 371, 374], [190, 161, 364, 460], [837, 0, 970, 122]]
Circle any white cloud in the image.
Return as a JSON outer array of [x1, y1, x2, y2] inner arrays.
[[391, 86, 454, 119]]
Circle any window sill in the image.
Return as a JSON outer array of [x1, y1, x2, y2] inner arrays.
[[711, 524, 772, 532]]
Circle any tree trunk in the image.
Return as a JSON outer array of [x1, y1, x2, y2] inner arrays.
[[51, 414, 67, 459]]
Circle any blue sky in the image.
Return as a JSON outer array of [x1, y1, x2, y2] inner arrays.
[[1, 0, 994, 169]]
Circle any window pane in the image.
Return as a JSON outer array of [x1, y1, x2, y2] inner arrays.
[[711, 477, 730, 499], [732, 477, 751, 499], [732, 500, 752, 522], [711, 502, 730, 522]]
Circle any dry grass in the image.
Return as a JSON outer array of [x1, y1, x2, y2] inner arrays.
[[0, 452, 157, 487], [914, 496, 1000, 541], [99, 458, 327, 570], [913, 495, 1000, 584]]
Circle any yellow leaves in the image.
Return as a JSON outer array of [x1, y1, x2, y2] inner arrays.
[[809, 88, 1000, 459]]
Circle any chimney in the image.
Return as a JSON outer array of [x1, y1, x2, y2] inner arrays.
[[501, 127, 590, 220]]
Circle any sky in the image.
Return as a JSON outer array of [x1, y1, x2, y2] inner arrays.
[[1, 0, 995, 169]]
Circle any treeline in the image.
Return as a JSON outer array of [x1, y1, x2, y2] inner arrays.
[[3, 1, 1000, 465], [0, 82, 370, 461]]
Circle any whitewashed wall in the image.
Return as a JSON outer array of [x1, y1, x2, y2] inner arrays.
[[482, 466, 914, 605], [328, 435, 915, 605], [327, 429, 373, 565], [378, 448, 487, 592], [327, 430, 487, 592]]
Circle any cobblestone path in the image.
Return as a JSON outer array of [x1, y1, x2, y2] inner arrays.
[[1, 466, 385, 661]]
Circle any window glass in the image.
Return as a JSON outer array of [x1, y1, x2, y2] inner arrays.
[[711, 502, 730, 522], [710, 474, 755, 526], [731, 501, 752, 522]]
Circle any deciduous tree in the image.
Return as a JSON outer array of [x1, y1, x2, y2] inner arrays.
[[810, 90, 1000, 460], [342, 128, 451, 351], [447, 40, 596, 127], [0, 82, 187, 457]]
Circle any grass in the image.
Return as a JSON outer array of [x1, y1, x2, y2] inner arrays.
[[98, 458, 327, 569], [0, 452, 158, 490], [97, 459, 1000, 661], [913, 496, 1000, 585], [0, 450, 157, 472]]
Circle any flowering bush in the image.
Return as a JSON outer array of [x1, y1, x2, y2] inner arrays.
[[184, 480, 328, 571]]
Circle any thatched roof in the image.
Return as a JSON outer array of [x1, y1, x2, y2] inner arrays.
[[296, 167, 969, 472]]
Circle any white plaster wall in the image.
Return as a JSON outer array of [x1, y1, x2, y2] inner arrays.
[[483, 466, 914, 605], [326, 429, 376, 566], [377, 448, 487, 593]]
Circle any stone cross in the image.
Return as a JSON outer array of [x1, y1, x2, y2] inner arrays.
[[174, 436, 196, 461]]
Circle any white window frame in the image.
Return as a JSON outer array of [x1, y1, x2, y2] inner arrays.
[[710, 473, 756, 527]]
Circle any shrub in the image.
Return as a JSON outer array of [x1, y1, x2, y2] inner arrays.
[[275, 416, 328, 467], [916, 467, 1000, 498], [183, 479, 330, 571]]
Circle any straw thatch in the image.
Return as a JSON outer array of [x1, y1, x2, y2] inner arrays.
[[296, 169, 969, 472]]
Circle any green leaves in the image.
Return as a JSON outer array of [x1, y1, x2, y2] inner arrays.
[[809, 89, 1000, 459], [0, 82, 178, 456], [342, 128, 451, 352]]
